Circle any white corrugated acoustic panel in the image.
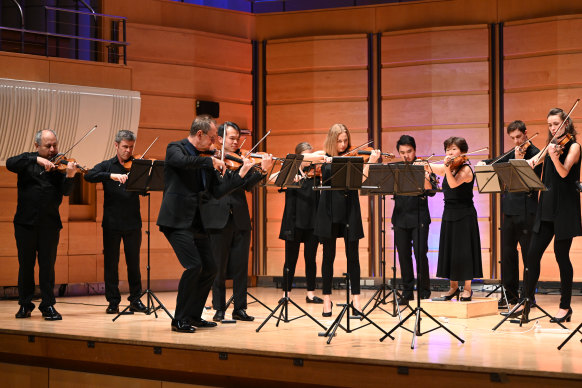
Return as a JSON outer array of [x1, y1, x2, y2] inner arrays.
[[0, 78, 141, 168]]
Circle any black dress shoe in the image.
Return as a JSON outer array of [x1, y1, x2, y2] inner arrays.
[[460, 290, 473, 302], [550, 307, 573, 323], [306, 295, 324, 304], [397, 296, 412, 305], [40, 305, 62, 321], [191, 318, 218, 328], [15, 303, 35, 319], [129, 300, 148, 313], [171, 319, 196, 333], [106, 303, 119, 314], [232, 309, 255, 321], [213, 310, 225, 322]]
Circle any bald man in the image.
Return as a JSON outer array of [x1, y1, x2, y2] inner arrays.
[[7, 129, 78, 320]]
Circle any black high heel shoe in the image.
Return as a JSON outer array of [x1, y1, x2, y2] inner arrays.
[[443, 288, 460, 301], [460, 290, 473, 302], [550, 307, 573, 323], [322, 301, 333, 317]]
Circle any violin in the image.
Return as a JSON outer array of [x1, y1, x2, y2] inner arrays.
[[339, 146, 395, 162], [533, 99, 579, 165], [551, 133, 573, 155], [444, 155, 468, 169], [49, 154, 87, 173], [124, 137, 159, 171]]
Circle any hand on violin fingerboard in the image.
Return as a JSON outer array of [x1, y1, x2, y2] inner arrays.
[[111, 173, 129, 184], [212, 157, 226, 175], [238, 157, 254, 178], [65, 161, 78, 178]]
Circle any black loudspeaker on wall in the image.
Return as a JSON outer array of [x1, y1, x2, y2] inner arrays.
[[196, 100, 220, 118]]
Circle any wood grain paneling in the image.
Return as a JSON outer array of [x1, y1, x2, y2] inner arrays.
[[267, 35, 367, 73]]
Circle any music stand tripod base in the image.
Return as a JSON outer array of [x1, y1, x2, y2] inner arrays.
[[114, 159, 174, 322]]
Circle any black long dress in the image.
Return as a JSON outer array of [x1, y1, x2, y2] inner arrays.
[[436, 165, 483, 281]]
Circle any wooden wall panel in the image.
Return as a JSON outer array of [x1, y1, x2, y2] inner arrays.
[[503, 16, 582, 282], [381, 25, 492, 281]]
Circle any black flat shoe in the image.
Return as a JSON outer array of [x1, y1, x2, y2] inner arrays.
[[40, 305, 62, 321], [460, 290, 473, 302], [306, 296, 324, 304], [443, 288, 460, 301], [106, 303, 119, 314], [171, 319, 196, 333], [15, 303, 35, 319], [232, 309, 255, 321], [129, 300, 148, 313], [550, 308, 573, 323], [190, 318, 218, 328], [397, 296, 412, 305], [213, 310, 225, 322]]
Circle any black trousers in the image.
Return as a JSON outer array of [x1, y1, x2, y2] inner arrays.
[[208, 218, 250, 311], [162, 227, 217, 321], [321, 224, 360, 295], [500, 213, 534, 300], [524, 221, 574, 309], [394, 225, 431, 299], [14, 223, 60, 308], [282, 228, 319, 292], [103, 227, 142, 304]]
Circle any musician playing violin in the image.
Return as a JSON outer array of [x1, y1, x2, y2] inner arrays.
[[313, 123, 381, 317], [278, 142, 323, 305], [391, 135, 437, 305], [476, 120, 541, 308], [157, 115, 256, 333], [84, 130, 148, 315], [519, 108, 581, 323], [427, 137, 483, 302], [7, 129, 80, 321], [200, 121, 274, 323]]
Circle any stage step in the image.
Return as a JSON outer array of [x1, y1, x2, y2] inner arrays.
[[421, 297, 498, 318]]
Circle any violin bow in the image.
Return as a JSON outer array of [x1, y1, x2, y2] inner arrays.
[[243, 130, 271, 158], [50, 124, 98, 162], [534, 98, 580, 165], [138, 137, 159, 160], [489, 133, 539, 165]]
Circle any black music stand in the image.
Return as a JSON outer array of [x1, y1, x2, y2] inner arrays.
[[315, 157, 392, 344], [487, 160, 567, 330], [113, 159, 174, 322], [272, 153, 305, 188], [381, 163, 464, 349], [360, 163, 412, 319], [474, 163, 512, 312], [256, 156, 327, 332], [558, 322, 582, 350]]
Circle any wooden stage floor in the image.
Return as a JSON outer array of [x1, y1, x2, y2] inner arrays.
[[0, 288, 581, 387]]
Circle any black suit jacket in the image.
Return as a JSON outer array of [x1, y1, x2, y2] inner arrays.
[[199, 168, 265, 231], [6, 152, 73, 228], [156, 138, 245, 230]]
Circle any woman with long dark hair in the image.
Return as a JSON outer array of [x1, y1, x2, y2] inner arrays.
[[522, 108, 581, 322]]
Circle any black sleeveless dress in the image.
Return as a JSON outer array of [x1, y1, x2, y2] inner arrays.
[[436, 165, 483, 281], [534, 138, 582, 240]]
